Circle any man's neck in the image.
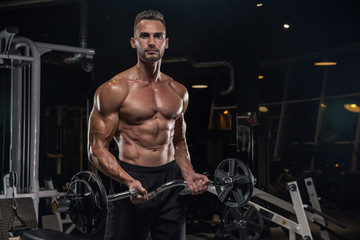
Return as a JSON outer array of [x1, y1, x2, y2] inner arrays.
[[136, 59, 162, 84]]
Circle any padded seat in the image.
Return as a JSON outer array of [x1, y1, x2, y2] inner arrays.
[[0, 197, 38, 231], [0, 219, 8, 240], [22, 229, 88, 240], [0, 197, 89, 240]]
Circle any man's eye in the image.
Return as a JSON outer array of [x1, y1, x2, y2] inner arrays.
[[140, 34, 149, 38], [154, 34, 163, 39]]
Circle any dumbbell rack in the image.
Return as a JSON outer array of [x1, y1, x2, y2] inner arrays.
[[248, 177, 345, 240]]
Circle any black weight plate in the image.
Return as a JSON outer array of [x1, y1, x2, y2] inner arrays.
[[223, 205, 264, 240], [67, 171, 107, 235], [214, 158, 255, 207]]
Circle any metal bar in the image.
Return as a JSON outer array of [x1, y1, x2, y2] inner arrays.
[[312, 221, 347, 240], [0, 192, 35, 199], [274, 64, 291, 160], [12, 57, 24, 192], [0, 190, 61, 199], [253, 188, 294, 213], [35, 41, 95, 56], [107, 179, 228, 203], [252, 187, 315, 220], [107, 180, 188, 202], [311, 67, 329, 171], [1, 68, 9, 179], [0, 0, 75, 8], [0, 53, 33, 61], [236, 113, 239, 151], [25, 64, 31, 193], [12, 37, 41, 220], [287, 181, 313, 239], [304, 178, 330, 240], [305, 205, 345, 229], [79, 110, 83, 171], [351, 114, 360, 172], [212, 105, 237, 110], [9, 59, 14, 173], [260, 92, 360, 106], [289, 141, 357, 145], [21, 65, 26, 192], [38, 189, 59, 198], [248, 201, 301, 236], [85, 99, 90, 170], [208, 86, 216, 129]]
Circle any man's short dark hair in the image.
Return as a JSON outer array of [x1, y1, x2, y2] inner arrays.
[[134, 10, 166, 34]]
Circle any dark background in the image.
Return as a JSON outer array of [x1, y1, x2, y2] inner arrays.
[[1, 0, 360, 221]]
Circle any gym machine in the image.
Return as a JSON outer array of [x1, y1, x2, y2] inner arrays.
[[217, 178, 346, 240], [0, 26, 95, 239]]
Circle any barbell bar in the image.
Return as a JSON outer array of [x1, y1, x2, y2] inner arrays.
[[51, 158, 256, 234]]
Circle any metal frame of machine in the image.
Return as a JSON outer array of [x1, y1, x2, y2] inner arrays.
[[0, 27, 95, 236], [247, 178, 345, 240]]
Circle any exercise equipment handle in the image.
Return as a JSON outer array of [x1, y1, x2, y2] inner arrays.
[[106, 189, 139, 202], [107, 179, 227, 201], [107, 179, 188, 202]]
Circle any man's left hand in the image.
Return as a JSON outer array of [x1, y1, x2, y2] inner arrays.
[[185, 173, 210, 195]]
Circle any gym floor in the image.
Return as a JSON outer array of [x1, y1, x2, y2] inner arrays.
[[71, 207, 360, 240]]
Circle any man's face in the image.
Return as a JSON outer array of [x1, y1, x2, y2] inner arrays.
[[131, 20, 168, 63]]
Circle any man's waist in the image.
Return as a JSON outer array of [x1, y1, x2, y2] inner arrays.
[[119, 159, 178, 174]]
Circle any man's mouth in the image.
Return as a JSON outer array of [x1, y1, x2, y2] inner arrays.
[[145, 49, 158, 54]]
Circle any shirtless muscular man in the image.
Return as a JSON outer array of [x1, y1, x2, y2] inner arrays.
[[88, 10, 209, 240]]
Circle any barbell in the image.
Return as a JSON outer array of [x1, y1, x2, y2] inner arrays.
[[51, 158, 256, 234]]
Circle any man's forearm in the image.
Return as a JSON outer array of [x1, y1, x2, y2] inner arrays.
[[174, 139, 195, 178], [89, 146, 135, 186]]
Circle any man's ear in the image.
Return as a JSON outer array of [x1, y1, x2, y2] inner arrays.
[[165, 38, 169, 49], [130, 37, 136, 49]]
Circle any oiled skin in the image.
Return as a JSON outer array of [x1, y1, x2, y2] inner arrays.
[[87, 19, 209, 204]]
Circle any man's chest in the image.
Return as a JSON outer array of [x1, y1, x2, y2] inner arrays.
[[120, 82, 184, 122]]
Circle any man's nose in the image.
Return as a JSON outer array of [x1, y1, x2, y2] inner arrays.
[[148, 36, 155, 47]]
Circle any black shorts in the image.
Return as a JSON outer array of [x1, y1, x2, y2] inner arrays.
[[104, 161, 186, 240]]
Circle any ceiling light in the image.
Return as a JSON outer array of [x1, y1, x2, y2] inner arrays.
[[192, 84, 208, 89], [314, 61, 337, 66], [259, 106, 268, 113], [283, 23, 290, 29], [314, 55, 337, 66], [257, 3, 263, 7], [223, 110, 229, 115], [344, 103, 360, 113], [258, 75, 264, 79]]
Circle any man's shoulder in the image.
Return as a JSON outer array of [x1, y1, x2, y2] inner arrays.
[[110, 69, 134, 84], [161, 73, 188, 97], [94, 72, 134, 104], [98, 69, 134, 91]]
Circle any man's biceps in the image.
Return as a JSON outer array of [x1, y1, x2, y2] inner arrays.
[[90, 129, 114, 144], [91, 114, 117, 132]]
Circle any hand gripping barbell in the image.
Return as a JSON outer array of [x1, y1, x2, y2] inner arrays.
[[51, 158, 256, 235]]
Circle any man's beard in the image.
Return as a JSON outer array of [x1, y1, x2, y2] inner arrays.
[[140, 49, 163, 63], [145, 54, 161, 62]]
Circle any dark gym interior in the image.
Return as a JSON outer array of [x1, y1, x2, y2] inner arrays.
[[1, 0, 360, 239]]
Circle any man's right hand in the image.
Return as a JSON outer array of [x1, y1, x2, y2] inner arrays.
[[129, 180, 148, 204]]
